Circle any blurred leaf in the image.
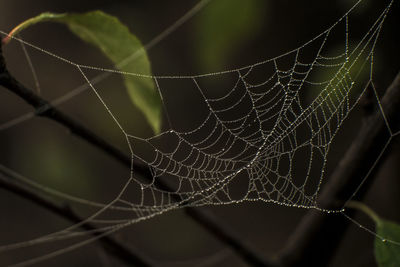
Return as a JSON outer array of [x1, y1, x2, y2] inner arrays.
[[11, 131, 93, 199], [4, 11, 162, 133], [375, 219, 400, 267], [195, 0, 266, 71]]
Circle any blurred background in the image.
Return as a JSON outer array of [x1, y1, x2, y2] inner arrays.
[[0, 0, 399, 266]]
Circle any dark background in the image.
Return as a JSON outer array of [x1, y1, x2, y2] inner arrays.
[[0, 0, 399, 266]]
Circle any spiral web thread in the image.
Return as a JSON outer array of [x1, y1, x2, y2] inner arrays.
[[0, 0, 399, 266]]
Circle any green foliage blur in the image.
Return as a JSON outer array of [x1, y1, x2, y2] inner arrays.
[[194, 0, 266, 71]]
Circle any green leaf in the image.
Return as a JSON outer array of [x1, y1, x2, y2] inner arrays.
[[195, 0, 266, 71], [375, 219, 400, 267], [4, 11, 162, 133]]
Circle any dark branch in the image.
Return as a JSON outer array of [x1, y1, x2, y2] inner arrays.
[[278, 72, 400, 266], [0, 169, 153, 267], [0, 45, 272, 266]]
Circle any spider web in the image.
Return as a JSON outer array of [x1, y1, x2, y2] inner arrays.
[[0, 0, 399, 266], [75, 0, 391, 212]]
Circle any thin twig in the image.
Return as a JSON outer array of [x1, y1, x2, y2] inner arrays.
[[278, 72, 400, 266], [0, 45, 272, 266]]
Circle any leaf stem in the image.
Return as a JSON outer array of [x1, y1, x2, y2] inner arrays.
[[346, 200, 381, 225]]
